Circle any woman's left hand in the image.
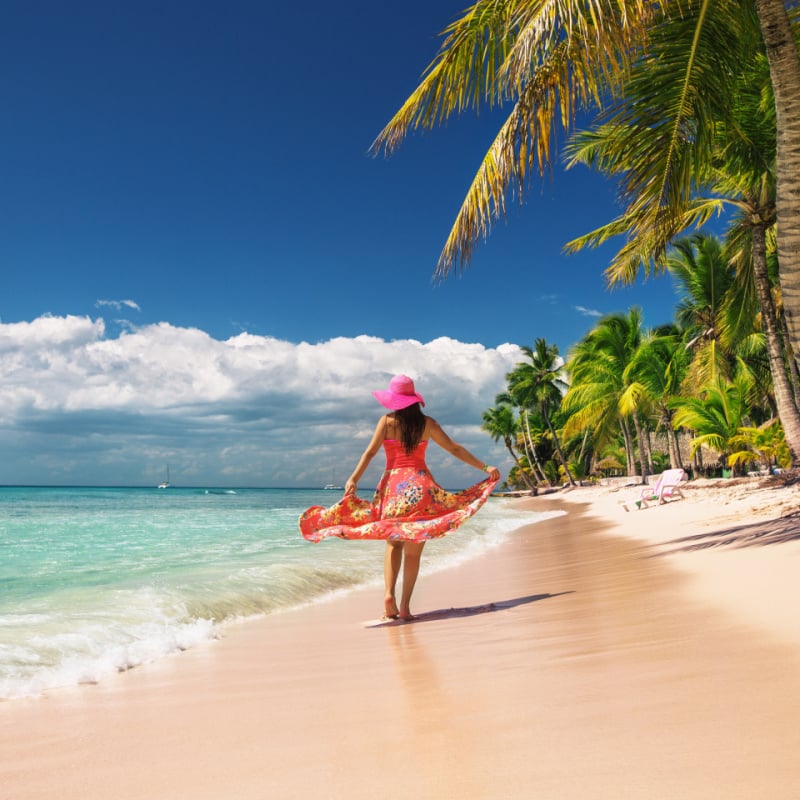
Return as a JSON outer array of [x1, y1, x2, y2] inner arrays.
[[344, 479, 357, 496], [484, 465, 501, 481]]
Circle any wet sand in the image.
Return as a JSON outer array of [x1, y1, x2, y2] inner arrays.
[[2, 480, 799, 799]]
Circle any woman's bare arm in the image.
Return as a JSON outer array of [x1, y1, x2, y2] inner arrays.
[[426, 418, 501, 480], [345, 416, 387, 495]]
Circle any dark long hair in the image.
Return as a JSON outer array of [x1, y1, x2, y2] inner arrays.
[[393, 404, 426, 453]]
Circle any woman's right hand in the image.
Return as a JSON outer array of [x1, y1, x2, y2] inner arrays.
[[484, 465, 501, 481], [344, 478, 357, 496]]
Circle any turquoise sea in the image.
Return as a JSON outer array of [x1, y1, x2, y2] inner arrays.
[[0, 486, 551, 700]]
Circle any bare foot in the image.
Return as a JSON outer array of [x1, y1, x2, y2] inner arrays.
[[398, 608, 416, 621], [384, 596, 399, 620]]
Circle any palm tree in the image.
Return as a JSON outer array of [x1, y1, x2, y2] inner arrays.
[[496, 391, 553, 485], [665, 234, 777, 431], [666, 236, 738, 391], [481, 403, 536, 490], [729, 418, 792, 472], [520, 408, 552, 485], [624, 327, 690, 470], [566, 37, 800, 463], [506, 339, 576, 485], [710, 53, 800, 434], [371, 1, 800, 419], [694, 50, 800, 447], [564, 309, 648, 479], [670, 376, 752, 472]]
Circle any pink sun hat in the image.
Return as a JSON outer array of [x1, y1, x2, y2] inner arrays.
[[372, 374, 426, 410]]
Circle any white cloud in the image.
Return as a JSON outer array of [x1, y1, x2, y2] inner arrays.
[[0, 314, 523, 487], [573, 305, 603, 318], [96, 299, 141, 312]]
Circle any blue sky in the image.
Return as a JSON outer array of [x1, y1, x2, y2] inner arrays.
[[1, 1, 684, 487]]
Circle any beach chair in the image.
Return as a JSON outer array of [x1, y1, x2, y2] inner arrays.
[[622, 468, 686, 511]]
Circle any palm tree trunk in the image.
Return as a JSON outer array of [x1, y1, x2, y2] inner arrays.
[[519, 435, 546, 485], [522, 409, 551, 486], [631, 409, 650, 483], [620, 417, 636, 477], [531, 449, 550, 485], [543, 408, 575, 485], [505, 440, 537, 491], [752, 223, 800, 466], [519, 435, 544, 484], [692, 432, 704, 477], [779, 310, 800, 407], [517, 412, 535, 465], [577, 429, 589, 463], [661, 406, 683, 470], [577, 429, 592, 476], [754, 0, 800, 369], [641, 414, 655, 474]]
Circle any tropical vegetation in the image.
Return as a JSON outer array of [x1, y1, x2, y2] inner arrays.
[[372, 1, 800, 482], [481, 231, 798, 489]]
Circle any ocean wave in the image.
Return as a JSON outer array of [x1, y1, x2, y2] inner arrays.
[[0, 611, 216, 701], [181, 562, 378, 621], [0, 561, 379, 700]]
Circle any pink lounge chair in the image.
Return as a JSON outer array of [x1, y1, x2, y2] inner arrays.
[[623, 468, 686, 510]]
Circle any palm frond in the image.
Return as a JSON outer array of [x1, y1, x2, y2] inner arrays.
[[564, 0, 764, 284], [370, 1, 519, 156]]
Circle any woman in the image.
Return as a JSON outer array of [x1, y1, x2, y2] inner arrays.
[[299, 375, 500, 621]]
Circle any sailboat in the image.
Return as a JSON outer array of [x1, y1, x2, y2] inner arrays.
[[323, 467, 342, 490], [158, 465, 171, 489]]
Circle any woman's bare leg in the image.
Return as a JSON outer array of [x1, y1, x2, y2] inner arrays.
[[398, 542, 425, 620], [383, 541, 402, 618]]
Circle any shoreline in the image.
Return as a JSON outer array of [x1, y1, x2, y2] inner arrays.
[[2, 478, 799, 799]]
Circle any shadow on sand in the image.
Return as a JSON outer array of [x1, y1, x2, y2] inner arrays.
[[653, 509, 800, 556], [364, 591, 573, 628]]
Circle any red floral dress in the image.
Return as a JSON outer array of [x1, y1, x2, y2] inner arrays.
[[299, 439, 498, 543]]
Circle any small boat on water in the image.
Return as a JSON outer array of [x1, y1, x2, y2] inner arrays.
[[158, 465, 171, 489], [323, 484, 343, 490]]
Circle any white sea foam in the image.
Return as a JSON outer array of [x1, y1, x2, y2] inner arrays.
[[0, 616, 217, 700]]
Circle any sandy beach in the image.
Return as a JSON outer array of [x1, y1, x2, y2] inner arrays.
[[2, 476, 799, 800]]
